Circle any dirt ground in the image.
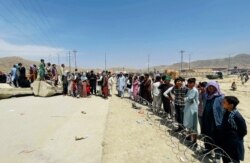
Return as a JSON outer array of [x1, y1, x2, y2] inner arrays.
[[102, 94, 180, 163], [102, 76, 250, 163], [0, 75, 249, 163]]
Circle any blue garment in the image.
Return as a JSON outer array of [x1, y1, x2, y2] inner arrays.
[[204, 81, 225, 127], [203, 95, 224, 128], [183, 87, 199, 132], [10, 67, 17, 81], [118, 75, 126, 92]]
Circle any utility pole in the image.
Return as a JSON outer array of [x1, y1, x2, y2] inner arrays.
[[180, 50, 184, 72], [73, 49, 77, 70], [105, 52, 107, 71], [68, 51, 71, 72], [57, 53, 60, 66], [148, 54, 150, 73], [228, 54, 231, 75], [189, 53, 191, 71], [49, 54, 51, 63]]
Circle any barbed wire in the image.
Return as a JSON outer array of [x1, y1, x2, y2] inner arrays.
[[121, 94, 233, 163]]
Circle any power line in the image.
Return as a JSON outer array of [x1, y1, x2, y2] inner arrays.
[[1, 0, 48, 45], [68, 51, 71, 72], [148, 54, 150, 73], [105, 52, 107, 71], [0, 19, 38, 45], [15, 0, 55, 46], [73, 49, 78, 70], [180, 50, 184, 72], [26, 0, 58, 46], [188, 54, 191, 71], [0, 1, 41, 45]]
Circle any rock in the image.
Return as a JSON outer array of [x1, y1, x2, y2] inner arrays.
[[0, 83, 33, 99], [31, 80, 63, 97], [75, 136, 88, 141]]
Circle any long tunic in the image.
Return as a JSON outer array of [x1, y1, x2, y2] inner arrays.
[[132, 80, 139, 100], [102, 76, 109, 97], [82, 81, 87, 97], [118, 76, 126, 92], [202, 97, 216, 138], [143, 79, 152, 103], [38, 63, 45, 80], [183, 87, 199, 132]]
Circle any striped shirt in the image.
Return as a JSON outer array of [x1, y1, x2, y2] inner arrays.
[[171, 86, 188, 107]]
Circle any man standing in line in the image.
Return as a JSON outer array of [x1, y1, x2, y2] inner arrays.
[[117, 72, 126, 98], [89, 70, 97, 95]]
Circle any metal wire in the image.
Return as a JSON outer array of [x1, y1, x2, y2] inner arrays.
[[123, 94, 233, 163]]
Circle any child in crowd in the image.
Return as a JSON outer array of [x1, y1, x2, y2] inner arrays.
[[183, 78, 199, 143], [219, 96, 247, 163], [197, 82, 207, 131]]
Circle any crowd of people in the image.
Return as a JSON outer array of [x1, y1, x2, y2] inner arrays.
[[36, 59, 116, 99], [0, 59, 248, 162], [117, 73, 247, 163], [1, 59, 116, 99]]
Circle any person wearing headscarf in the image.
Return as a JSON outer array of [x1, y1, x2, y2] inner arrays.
[[142, 73, 153, 103], [29, 65, 35, 83], [81, 73, 88, 97], [132, 75, 139, 102], [102, 71, 109, 99], [201, 81, 225, 153], [51, 64, 58, 86]]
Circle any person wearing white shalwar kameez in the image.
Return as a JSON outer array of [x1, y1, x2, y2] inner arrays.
[[117, 73, 126, 97]]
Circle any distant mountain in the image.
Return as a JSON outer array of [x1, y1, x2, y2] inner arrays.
[[149, 54, 250, 72], [1, 54, 250, 74], [0, 56, 39, 74]]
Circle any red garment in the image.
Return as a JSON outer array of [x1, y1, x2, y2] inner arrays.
[[102, 87, 109, 97], [86, 85, 91, 95], [72, 80, 77, 92], [102, 76, 109, 97], [82, 81, 87, 97]]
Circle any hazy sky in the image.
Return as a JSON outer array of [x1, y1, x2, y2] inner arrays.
[[0, 0, 250, 69]]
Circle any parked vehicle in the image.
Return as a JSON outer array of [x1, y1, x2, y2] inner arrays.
[[206, 71, 223, 79]]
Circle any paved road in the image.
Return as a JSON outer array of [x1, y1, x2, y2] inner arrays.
[[0, 95, 109, 163]]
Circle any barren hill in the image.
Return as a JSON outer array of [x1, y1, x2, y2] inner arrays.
[[1, 54, 250, 74], [0, 56, 39, 74], [150, 54, 250, 72]]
